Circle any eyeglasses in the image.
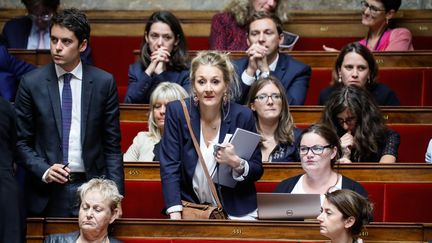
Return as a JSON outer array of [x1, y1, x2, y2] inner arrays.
[[254, 93, 282, 103], [31, 13, 53, 21], [361, 0, 386, 15], [337, 116, 357, 126], [299, 145, 332, 155]]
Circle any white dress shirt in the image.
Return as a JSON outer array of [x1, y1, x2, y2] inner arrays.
[[241, 54, 279, 86], [26, 21, 50, 49]]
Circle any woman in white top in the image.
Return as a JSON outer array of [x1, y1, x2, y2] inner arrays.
[[274, 124, 367, 203], [123, 82, 188, 162], [160, 51, 263, 220]]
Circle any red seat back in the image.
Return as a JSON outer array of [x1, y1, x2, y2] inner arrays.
[[384, 183, 432, 222], [120, 121, 149, 153], [122, 180, 167, 219], [389, 124, 431, 162]]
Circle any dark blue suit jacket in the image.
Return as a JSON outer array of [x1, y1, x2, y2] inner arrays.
[[234, 53, 311, 105], [124, 62, 190, 103], [0, 45, 35, 101], [14, 63, 124, 215], [318, 83, 401, 106], [2, 16, 93, 65], [160, 99, 263, 216]]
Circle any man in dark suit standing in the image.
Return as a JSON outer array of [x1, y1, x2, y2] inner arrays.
[[2, 0, 93, 64], [234, 11, 311, 105], [15, 8, 123, 217]]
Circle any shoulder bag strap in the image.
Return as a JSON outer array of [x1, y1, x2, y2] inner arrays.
[[180, 99, 223, 209]]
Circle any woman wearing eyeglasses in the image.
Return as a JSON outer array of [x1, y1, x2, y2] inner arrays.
[[324, 0, 413, 51], [321, 85, 400, 163], [246, 76, 301, 162], [274, 124, 367, 203]]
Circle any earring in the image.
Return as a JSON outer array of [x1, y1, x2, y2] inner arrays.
[[193, 93, 199, 106], [368, 77, 371, 84], [338, 75, 342, 83], [386, 18, 389, 25], [223, 92, 228, 106]]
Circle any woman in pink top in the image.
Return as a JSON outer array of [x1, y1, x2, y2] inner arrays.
[[324, 0, 414, 51]]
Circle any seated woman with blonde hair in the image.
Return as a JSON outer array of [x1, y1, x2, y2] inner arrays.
[[124, 82, 188, 162], [318, 189, 373, 243], [44, 178, 123, 243]]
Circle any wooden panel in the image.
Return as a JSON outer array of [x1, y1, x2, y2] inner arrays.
[[2, 9, 432, 37], [119, 104, 432, 124], [123, 162, 432, 182], [10, 48, 432, 69], [26, 218, 432, 242]]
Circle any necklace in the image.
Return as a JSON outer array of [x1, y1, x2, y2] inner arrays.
[[365, 26, 387, 51]]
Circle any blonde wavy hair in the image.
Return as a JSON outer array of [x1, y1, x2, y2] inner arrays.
[[224, 0, 289, 26], [148, 82, 189, 140]]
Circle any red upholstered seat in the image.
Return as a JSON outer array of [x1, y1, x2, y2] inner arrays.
[[120, 121, 148, 153], [422, 68, 432, 106], [362, 182, 385, 222], [304, 68, 332, 105], [389, 124, 432, 162], [383, 183, 432, 222], [122, 180, 167, 219], [378, 68, 424, 106]]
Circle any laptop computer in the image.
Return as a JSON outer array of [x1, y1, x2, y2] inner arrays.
[[257, 192, 321, 220]]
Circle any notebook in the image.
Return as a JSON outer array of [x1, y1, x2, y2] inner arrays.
[[257, 193, 321, 220], [212, 128, 261, 188]]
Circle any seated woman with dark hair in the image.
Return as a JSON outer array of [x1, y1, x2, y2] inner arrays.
[[274, 124, 367, 203], [247, 76, 301, 162], [44, 178, 123, 243], [321, 85, 400, 163], [124, 10, 190, 104], [318, 189, 373, 243], [319, 42, 400, 106], [324, 0, 413, 52]]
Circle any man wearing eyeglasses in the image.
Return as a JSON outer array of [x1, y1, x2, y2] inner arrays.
[[1, 0, 93, 64], [233, 11, 311, 105]]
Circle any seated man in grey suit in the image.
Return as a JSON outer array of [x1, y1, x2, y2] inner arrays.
[[15, 8, 123, 217], [234, 11, 311, 105]]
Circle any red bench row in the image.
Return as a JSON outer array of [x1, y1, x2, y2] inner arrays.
[[90, 37, 432, 106], [121, 180, 432, 223], [120, 122, 432, 162], [121, 240, 319, 243]]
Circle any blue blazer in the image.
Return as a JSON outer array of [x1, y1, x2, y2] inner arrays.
[[2, 16, 93, 65], [14, 63, 124, 215], [0, 45, 35, 101], [234, 53, 311, 105], [160, 99, 263, 216], [124, 62, 191, 103]]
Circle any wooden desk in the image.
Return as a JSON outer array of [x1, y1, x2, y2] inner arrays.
[[9, 48, 432, 69], [26, 217, 432, 243], [119, 104, 432, 124], [3, 9, 431, 37], [8, 49, 51, 66], [132, 50, 432, 68], [124, 162, 432, 183]]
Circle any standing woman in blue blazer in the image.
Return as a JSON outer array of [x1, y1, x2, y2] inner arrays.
[[160, 51, 263, 220], [124, 11, 190, 103]]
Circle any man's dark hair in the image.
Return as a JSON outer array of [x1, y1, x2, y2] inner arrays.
[[246, 11, 283, 35], [50, 8, 91, 45]]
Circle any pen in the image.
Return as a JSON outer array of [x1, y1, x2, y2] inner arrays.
[[62, 163, 69, 169]]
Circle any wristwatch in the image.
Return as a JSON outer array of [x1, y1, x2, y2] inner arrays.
[[260, 71, 270, 79], [235, 159, 246, 171]]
